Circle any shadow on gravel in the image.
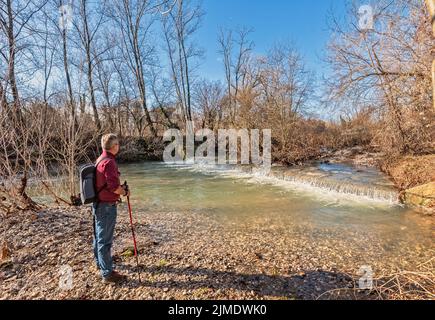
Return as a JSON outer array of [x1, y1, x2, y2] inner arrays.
[[122, 265, 365, 300]]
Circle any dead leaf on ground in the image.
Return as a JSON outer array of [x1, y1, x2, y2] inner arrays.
[[1, 241, 11, 261]]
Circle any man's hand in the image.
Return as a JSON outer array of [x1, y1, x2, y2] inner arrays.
[[122, 184, 131, 198], [115, 185, 130, 197]]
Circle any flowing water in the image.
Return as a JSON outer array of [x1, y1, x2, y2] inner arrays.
[[121, 162, 433, 251], [31, 161, 434, 273]]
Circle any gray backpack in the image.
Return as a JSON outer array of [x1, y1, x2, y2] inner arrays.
[[79, 158, 109, 205]]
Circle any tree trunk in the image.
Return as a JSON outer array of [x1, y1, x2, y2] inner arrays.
[[6, 0, 21, 119], [117, 105, 123, 137], [62, 33, 74, 117], [0, 81, 6, 111], [425, 0, 435, 110], [61, 23, 76, 124], [82, 0, 101, 131], [122, 3, 157, 138], [79, 94, 86, 115]]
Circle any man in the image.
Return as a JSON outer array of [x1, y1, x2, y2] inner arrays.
[[93, 133, 130, 283]]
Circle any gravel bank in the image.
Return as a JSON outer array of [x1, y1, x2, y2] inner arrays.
[[0, 206, 433, 300]]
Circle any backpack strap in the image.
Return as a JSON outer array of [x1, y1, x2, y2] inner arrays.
[[95, 157, 111, 199], [96, 157, 111, 168]]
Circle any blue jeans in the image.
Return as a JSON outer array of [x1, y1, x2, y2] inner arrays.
[[92, 202, 117, 278]]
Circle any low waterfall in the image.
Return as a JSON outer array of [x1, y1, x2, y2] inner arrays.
[[170, 162, 400, 204]]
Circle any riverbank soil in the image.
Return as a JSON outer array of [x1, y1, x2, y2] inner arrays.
[[382, 155, 435, 190], [1, 206, 433, 300], [326, 146, 386, 168], [381, 155, 435, 210]]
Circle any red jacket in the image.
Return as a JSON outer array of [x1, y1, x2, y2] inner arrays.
[[95, 150, 121, 203]]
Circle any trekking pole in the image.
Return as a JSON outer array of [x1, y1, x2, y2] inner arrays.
[[124, 181, 141, 283]]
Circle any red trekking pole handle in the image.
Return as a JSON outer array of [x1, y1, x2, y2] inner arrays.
[[124, 181, 141, 283]]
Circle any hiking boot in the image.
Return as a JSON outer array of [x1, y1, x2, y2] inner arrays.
[[103, 271, 127, 284]]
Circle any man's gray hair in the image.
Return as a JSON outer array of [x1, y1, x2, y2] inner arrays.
[[101, 133, 119, 151]]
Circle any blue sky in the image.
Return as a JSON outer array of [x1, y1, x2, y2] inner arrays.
[[196, 0, 348, 81]]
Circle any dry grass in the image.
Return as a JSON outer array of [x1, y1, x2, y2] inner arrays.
[[371, 259, 435, 300], [317, 258, 435, 300], [381, 155, 435, 190]]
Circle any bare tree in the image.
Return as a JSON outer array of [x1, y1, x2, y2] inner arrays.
[[2, 0, 20, 111], [0, 110, 41, 213], [162, 0, 203, 128], [259, 43, 314, 151], [0, 0, 47, 117], [425, 0, 435, 110], [218, 27, 254, 125], [326, 0, 433, 154], [150, 68, 179, 129], [75, 0, 107, 131], [110, 0, 157, 137], [56, 0, 77, 124], [195, 79, 224, 130]]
